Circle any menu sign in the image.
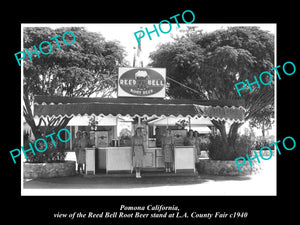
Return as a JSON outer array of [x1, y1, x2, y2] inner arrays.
[[118, 67, 166, 98], [95, 131, 109, 147], [171, 129, 187, 146]]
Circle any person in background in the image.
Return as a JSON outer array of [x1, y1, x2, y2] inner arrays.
[[132, 127, 145, 178], [193, 131, 200, 163], [73, 130, 82, 174], [184, 130, 197, 164], [184, 130, 196, 146], [162, 129, 174, 173], [78, 131, 91, 174], [155, 127, 162, 147]]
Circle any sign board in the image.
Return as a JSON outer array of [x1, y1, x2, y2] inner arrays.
[[118, 67, 166, 98], [95, 131, 109, 147], [171, 129, 187, 146]]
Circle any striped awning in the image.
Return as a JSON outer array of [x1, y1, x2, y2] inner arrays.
[[33, 96, 245, 122]]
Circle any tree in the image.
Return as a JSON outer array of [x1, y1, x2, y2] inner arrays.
[[149, 26, 274, 155], [23, 27, 128, 139], [249, 105, 274, 139]]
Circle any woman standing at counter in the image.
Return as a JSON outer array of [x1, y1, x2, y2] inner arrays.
[[73, 130, 82, 174], [162, 129, 174, 173], [194, 131, 200, 163], [132, 127, 145, 178], [78, 131, 91, 174], [184, 130, 197, 164], [184, 130, 196, 146]]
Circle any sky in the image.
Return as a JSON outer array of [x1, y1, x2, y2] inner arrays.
[[23, 23, 276, 66]]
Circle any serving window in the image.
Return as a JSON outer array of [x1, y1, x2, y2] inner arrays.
[[147, 125, 179, 148]]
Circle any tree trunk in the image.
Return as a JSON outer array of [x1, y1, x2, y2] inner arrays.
[[23, 94, 73, 141], [262, 121, 265, 140], [228, 122, 242, 146], [211, 120, 242, 148], [211, 120, 228, 146], [23, 94, 42, 139]]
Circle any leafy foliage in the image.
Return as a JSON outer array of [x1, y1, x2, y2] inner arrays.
[[23, 27, 128, 141], [175, 119, 189, 129], [88, 115, 99, 131], [251, 136, 275, 150], [150, 26, 274, 155], [23, 132, 67, 163], [24, 27, 128, 100], [249, 105, 274, 138], [208, 134, 252, 160], [150, 26, 274, 102]]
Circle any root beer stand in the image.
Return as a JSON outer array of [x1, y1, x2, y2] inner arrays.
[[33, 67, 245, 176]]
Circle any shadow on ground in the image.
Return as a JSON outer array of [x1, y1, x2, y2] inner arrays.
[[23, 174, 252, 189]]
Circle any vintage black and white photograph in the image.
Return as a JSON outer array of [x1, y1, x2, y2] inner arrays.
[[20, 23, 276, 196]]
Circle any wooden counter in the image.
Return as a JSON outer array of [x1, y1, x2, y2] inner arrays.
[[86, 147, 132, 174], [145, 146, 195, 172], [97, 147, 132, 174], [103, 147, 164, 172], [144, 148, 164, 169], [85, 147, 96, 175], [85, 146, 196, 175], [106, 147, 132, 173], [174, 146, 195, 173]]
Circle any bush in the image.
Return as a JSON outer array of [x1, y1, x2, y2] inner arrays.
[[208, 135, 252, 160], [199, 142, 209, 151], [24, 132, 67, 163], [251, 138, 275, 150]]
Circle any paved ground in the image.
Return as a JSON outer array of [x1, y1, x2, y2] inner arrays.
[[22, 157, 276, 196], [24, 173, 250, 188]]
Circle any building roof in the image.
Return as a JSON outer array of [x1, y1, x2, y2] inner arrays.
[[33, 96, 245, 122]]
